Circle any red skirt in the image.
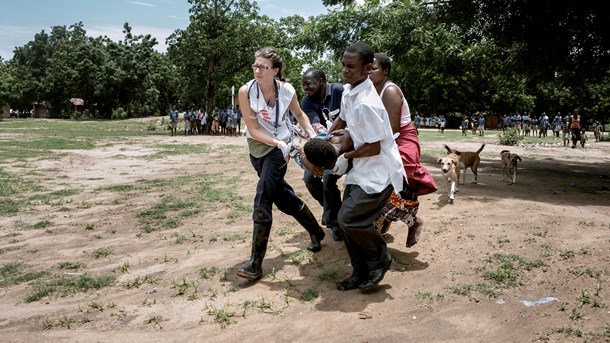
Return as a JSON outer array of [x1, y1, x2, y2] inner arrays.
[[396, 123, 438, 196]]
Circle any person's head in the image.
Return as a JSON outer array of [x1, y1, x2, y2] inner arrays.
[[370, 53, 391, 86], [342, 41, 374, 87], [301, 68, 327, 98], [303, 138, 337, 169], [253, 47, 284, 83]]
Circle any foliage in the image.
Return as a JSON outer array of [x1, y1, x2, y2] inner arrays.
[[9, 22, 178, 118], [3, 0, 610, 123], [498, 127, 523, 146]]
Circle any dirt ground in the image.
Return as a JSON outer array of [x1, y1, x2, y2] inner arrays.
[[1, 123, 609, 342]]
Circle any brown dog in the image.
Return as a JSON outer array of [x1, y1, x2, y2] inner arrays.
[[443, 143, 485, 184], [500, 150, 522, 184], [437, 153, 460, 202]]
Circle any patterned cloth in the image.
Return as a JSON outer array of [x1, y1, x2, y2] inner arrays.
[[374, 192, 419, 233]]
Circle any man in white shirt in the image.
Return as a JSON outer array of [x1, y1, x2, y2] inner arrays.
[[328, 42, 406, 291]]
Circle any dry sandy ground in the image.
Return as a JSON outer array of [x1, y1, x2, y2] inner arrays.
[[0, 126, 609, 342]]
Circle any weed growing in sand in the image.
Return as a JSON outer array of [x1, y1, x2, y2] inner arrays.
[[559, 250, 576, 260], [25, 274, 116, 302], [299, 288, 319, 302], [223, 233, 246, 242], [199, 266, 220, 280], [58, 261, 85, 270], [415, 291, 445, 308], [206, 306, 236, 328], [0, 245, 26, 254], [0, 262, 48, 287], [317, 268, 341, 283], [289, 250, 313, 265], [451, 253, 544, 299], [117, 260, 130, 273], [170, 277, 199, 297], [137, 196, 196, 233], [90, 247, 113, 259], [84, 223, 95, 230], [145, 315, 164, 328], [276, 225, 297, 237]]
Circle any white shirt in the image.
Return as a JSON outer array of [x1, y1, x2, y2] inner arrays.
[[340, 78, 406, 194], [244, 79, 293, 143]]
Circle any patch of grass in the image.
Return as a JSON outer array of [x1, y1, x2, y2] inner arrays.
[[199, 266, 220, 280], [144, 315, 164, 328], [223, 233, 246, 242], [0, 262, 49, 287], [317, 268, 341, 282], [559, 250, 576, 260], [25, 274, 116, 302], [137, 196, 196, 233], [122, 275, 157, 289], [289, 250, 313, 265], [299, 288, 319, 302], [206, 306, 236, 328], [146, 143, 213, 159], [89, 248, 113, 259], [0, 245, 26, 254], [57, 261, 85, 270]]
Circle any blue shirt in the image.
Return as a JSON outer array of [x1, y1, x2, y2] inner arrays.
[[301, 82, 344, 127]]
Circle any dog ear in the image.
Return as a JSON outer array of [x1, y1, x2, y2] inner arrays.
[[437, 158, 442, 164]]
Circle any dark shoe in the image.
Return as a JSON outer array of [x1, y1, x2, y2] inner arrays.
[[293, 204, 325, 253], [331, 228, 343, 241], [336, 274, 365, 291], [236, 223, 271, 281], [358, 257, 394, 290], [237, 266, 262, 281], [306, 230, 325, 252]]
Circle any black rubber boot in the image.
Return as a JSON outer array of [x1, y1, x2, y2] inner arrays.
[[237, 223, 271, 281], [293, 204, 325, 252]]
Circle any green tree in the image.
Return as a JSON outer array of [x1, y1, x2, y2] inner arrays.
[[167, 0, 277, 119]]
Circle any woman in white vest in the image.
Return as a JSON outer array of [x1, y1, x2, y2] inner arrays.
[[236, 47, 326, 281]]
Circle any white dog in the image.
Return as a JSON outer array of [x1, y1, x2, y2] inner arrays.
[[500, 150, 522, 184], [437, 153, 460, 201]]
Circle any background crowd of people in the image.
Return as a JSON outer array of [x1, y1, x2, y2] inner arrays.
[[167, 106, 242, 136]]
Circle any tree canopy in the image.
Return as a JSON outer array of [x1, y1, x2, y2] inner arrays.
[[1, 0, 608, 123]]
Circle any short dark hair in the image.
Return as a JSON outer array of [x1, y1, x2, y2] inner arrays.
[[345, 41, 374, 65], [374, 53, 391, 76], [303, 68, 326, 82], [303, 138, 336, 167]]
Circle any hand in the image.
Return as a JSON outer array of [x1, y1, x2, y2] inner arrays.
[[333, 154, 349, 175], [277, 141, 290, 161], [300, 153, 325, 177]]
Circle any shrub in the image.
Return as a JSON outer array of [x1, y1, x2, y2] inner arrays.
[[498, 128, 523, 146], [111, 107, 128, 120]]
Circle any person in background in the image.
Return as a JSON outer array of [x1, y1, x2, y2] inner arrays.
[[570, 110, 582, 148], [299, 67, 345, 241], [169, 107, 178, 136], [236, 47, 325, 282]]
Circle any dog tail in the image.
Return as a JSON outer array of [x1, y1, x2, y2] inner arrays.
[[500, 149, 510, 155], [476, 143, 486, 155], [443, 144, 452, 154]]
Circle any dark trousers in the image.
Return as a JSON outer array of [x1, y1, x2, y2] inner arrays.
[[303, 169, 341, 230], [250, 149, 304, 225], [338, 184, 393, 274]]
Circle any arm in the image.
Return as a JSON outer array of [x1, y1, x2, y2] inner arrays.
[[380, 84, 403, 134], [289, 94, 316, 138], [328, 117, 347, 133], [344, 142, 380, 159], [301, 98, 321, 125], [238, 84, 283, 147]]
